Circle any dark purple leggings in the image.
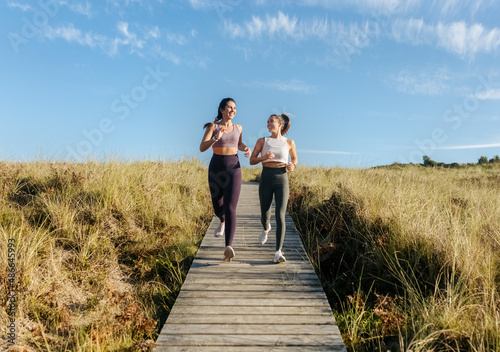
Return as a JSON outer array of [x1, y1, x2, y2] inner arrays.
[[208, 154, 242, 247]]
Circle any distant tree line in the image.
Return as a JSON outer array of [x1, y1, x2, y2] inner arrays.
[[422, 155, 500, 168]]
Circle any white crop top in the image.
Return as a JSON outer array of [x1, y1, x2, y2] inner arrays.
[[262, 137, 289, 164]]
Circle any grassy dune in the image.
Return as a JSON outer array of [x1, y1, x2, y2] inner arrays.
[[287, 164, 500, 352], [2, 161, 499, 351], [0, 160, 212, 351]]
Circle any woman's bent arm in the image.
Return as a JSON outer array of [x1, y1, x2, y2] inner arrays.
[[200, 123, 215, 152], [286, 139, 298, 171], [250, 138, 268, 165], [237, 125, 251, 157]]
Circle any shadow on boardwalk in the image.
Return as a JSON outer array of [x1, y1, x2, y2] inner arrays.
[[154, 183, 347, 351]]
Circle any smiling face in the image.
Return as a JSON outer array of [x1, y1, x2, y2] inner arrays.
[[267, 116, 282, 133], [220, 100, 236, 120]]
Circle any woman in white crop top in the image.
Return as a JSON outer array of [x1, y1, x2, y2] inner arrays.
[[250, 113, 298, 263]]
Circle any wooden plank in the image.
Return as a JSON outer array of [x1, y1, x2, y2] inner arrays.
[[154, 183, 347, 352], [160, 324, 340, 335], [152, 347, 345, 352], [172, 297, 330, 307], [187, 262, 315, 271], [169, 305, 334, 316], [178, 289, 325, 299], [177, 284, 324, 292], [156, 334, 346, 347], [195, 249, 306, 256], [182, 276, 321, 286], [186, 271, 319, 279], [177, 290, 326, 299], [165, 314, 336, 325]]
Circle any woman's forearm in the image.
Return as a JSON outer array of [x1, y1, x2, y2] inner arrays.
[[250, 155, 268, 165], [238, 142, 248, 151], [200, 139, 216, 152]]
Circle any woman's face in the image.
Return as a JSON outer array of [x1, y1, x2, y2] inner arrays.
[[267, 116, 281, 133], [221, 101, 236, 120]]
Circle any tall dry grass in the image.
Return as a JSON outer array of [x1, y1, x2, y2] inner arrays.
[[3, 160, 499, 351], [288, 164, 500, 352], [0, 159, 212, 351]]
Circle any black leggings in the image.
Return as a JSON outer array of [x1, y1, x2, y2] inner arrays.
[[208, 154, 242, 247], [259, 167, 289, 251]]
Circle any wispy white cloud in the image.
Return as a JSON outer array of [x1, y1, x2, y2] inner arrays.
[[427, 0, 497, 18], [226, 12, 354, 42], [436, 22, 500, 57], [296, 0, 500, 61], [245, 79, 318, 93], [436, 142, 500, 150], [223, 4, 500, 61], [435, 0, 461, 17], [385, 67, 453, 95], [147, 26, 161, 39], [299, 0, 398, 11], [391, 18, 431, 44], [7, 2, 34, 11], [476, 89, 500, 100], [298, 0, 492, 19], [298, 0, 423, 16], [165, 31, 188, 45], [9, 1, 94, 17], [226, 12, 304, 40], [43, 24, 121, 56], [391, 19, 500, 58], [246, 16, 267, 39], [298, 149, 356, 155], [187, 0, 239, 13], [224, 20, 245, 38], [41, 21, 187, 61], [43, 24, 97, 47], [42, 22, 148, 57], [152, 45, 181, 65], [188, 55, 211, 69], [107, 0, 162, 7], [117, 22, 145, 51], [224, 12, 380, 63], [60, 1, 94, 18]]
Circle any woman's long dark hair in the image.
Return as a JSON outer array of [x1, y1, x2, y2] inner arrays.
[[203, 98, 235, 129], [270, 113, 291, 135]]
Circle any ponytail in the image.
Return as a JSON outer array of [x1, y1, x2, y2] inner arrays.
[[203, 97, 235, 129], [280, 113, 291, 135], [270, 113, 291, 135]]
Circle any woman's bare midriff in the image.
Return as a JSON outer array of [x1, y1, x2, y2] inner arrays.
[[262, 161, 287, 168], [213, 147, 238, 155]]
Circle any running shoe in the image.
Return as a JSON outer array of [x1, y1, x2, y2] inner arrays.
[[223, 246, 235, 262], [273, 250, 286, 263], [259, 224, 271, 244], [214, 222, 225, 238]]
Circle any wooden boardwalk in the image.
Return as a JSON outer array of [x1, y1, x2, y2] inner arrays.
[[154, 182, 347, 351]]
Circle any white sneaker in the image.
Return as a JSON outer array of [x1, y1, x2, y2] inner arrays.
[[259, 224, 271, 244], [214, 222, 225, 237], [223, 246, 235, 262], [273, 250, 286, 263]]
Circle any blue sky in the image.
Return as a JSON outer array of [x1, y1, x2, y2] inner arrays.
[[1, 0, 499, 168]]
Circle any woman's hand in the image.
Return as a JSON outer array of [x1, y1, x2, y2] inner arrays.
[[264, 151, 275, 160], [286, 162, 296, 172], [214, 127, 225, 141], [243, 147, 252, 158]]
